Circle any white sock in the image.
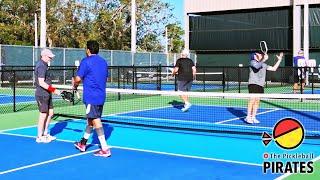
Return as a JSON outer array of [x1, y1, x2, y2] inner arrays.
[[83, 132, 91, 139], [83, 125, 93, 139], [98, 135, 109, 150]]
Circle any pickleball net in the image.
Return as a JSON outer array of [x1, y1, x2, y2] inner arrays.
[[53, 85, 320, 138]]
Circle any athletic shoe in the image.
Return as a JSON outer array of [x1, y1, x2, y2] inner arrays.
[[243, 116, 254, 124], [74, 142, 86, 152], [94, 149, 111, 157], [44, 134, 56, 141], [252, 117, 260, 124], [181, 103, 192, 112], [36, 136, 51, 143]]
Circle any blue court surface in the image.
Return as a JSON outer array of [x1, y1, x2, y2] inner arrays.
[[1, 105, 320, 179], [107, 83, 225, 91], [303, 89, 320, 94], [106, 105, 320, 135], [0, 94, 36, 104], [0, 94, 65, 104]]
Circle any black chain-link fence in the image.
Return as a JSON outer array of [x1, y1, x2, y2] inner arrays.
[[1, 66, 320, 114]]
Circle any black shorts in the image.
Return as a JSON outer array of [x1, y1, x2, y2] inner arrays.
[[177, 80, 193, 91], [248, 84, 264, 93], [36, 95, 53, 113], [85, 104, 104, 119], [293, 72, 306, 83]]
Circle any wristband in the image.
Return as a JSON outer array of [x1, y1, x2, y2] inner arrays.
[[48, 85, 56, 93]]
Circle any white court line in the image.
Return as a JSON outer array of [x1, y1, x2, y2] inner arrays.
[[0, 149, 97, 175], [1, 132, 262, 168], [0, 132, 99, 175], [0, 118, 76, 133], [215, 109, 280, 124], [111, 145, 262, 167], [0, 94, 10, 97], [0, 129, 262, 175], [274, 155, 320, 180]]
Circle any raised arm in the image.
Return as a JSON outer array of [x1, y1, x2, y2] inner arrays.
[[267, 52, 284, 71]]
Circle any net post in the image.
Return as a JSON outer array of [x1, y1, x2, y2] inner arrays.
[[300, 67, 303, 94], [203, 67, 206, 92], [280, 67, 283, 86], [72, 79, 75, 105], [13, 70, 16, 112], [157, 64, 161, 90], [123, 67, 127, 87], [117, 66, 120, 89], [238, 66, 241, 93], [72, 67, 76, 106], [132, 65, 136, 89], [174, 73, 177, 91], [63, 48, 66, 84], [222, 67, 225, 93], [311, 67, 314, 94], [117, 66, 121, 100], [226, 67, 229, 91]]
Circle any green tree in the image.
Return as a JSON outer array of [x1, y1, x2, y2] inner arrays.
[[138, 33, 163, 52], [0, 0, 175, 52], [0, 0, 39, 45], [91, 0, 174, 51], [166, 23, 184, 53], [46, 0, 92, 48]]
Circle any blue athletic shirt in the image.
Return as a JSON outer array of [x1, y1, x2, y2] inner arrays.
[[77, 54, 108, 105], [293, 56, 305, 67]]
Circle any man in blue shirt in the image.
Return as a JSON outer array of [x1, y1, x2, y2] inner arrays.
[[73, 40, 110, 157]]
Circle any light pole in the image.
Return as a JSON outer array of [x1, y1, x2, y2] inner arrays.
[[165, 26, 168, 54], [40, 0, 46, 48], [34, 13, 38, 48], [131, 0, 136, 53]]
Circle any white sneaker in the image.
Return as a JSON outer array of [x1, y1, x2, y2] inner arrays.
[[36, 136, 51, 143], [181, 103, 192, 112], [244, 116, 254, 124], [252, 117, 260, 124], [44, 134, 56, 141]]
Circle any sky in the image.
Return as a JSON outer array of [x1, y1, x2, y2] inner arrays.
[[162, 0, 184, 25]]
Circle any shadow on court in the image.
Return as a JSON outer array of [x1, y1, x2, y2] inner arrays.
[[49, 120, 114, 149], [168, 100, 184, 110], [226, 107, 247, 119]]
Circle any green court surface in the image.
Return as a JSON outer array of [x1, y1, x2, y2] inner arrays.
[[284, 161, 320, 180]]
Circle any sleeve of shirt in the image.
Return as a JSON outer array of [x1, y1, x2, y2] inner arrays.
[[175, 59, 181, 67], [293, 57, 298, 67], [250, 60, 263, 69], [77, 59, 87, 79], [37, 65, 46, 78], [190, 59, 195, 66]]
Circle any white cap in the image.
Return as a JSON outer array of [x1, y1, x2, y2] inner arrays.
[[298, 50, 304, 54], [181, 49, 189, 56], [41, 49, 55, 58]]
